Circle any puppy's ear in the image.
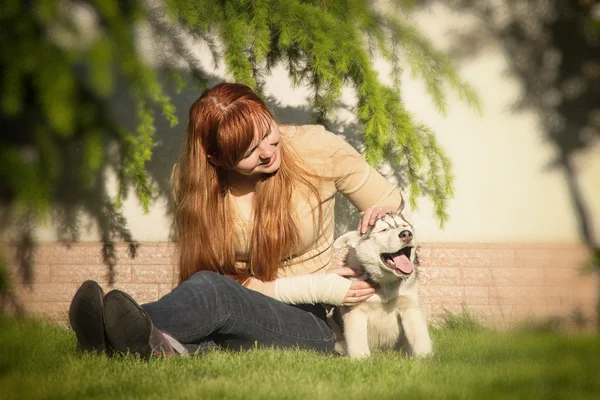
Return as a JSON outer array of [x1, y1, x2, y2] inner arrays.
[[397, 205, 415, 229], [333, 231, 362, 249]]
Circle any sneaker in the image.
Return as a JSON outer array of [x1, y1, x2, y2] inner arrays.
[[69, 280, 109, 354], [103, 290, 181, 359]]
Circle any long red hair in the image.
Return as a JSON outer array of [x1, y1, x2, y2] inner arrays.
[[174, 83, 322, 283]]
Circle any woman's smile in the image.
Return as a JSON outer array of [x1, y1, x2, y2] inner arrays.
[[260, 150, 276, 167]]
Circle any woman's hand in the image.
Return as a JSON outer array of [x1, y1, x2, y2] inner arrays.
[[328, 267, 377, 305], [358, 205, 399, 234]]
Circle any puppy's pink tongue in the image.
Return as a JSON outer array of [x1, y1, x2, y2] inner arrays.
[[393, 254, 414, 274]]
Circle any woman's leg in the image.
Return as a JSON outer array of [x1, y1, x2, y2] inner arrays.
[[141, 271, 334, 353]]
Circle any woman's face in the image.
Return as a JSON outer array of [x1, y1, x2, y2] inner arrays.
[[233, 120, 282, 176]]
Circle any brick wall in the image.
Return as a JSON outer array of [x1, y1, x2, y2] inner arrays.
[[4, 242, 598, 329], [415, 244, 597, 328]]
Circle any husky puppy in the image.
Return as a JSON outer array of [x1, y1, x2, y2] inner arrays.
[[332, 213, 432, 358]]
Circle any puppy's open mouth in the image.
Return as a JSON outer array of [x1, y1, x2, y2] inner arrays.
[[380, 247, 414, 276]]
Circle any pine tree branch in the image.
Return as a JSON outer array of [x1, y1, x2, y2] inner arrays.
[[0, 0, 482, 289]]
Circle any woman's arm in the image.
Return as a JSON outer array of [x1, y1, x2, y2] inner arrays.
[[243, 269, 376, 306], [303, 126, 404, 218]]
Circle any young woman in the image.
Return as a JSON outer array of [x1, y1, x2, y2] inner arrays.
[[68, 82, 403, 357]]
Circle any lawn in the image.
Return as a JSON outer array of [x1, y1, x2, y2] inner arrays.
[[1, 316, 599, 400]]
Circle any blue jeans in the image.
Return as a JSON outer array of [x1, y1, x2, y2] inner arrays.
[[141, 271, 335, 354]]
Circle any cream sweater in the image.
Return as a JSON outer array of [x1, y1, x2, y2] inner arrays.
[[232, 125, 403, 289]]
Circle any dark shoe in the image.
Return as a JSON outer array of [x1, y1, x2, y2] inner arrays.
[[103, 290, 178, 359], [69, 280, 108, 355]]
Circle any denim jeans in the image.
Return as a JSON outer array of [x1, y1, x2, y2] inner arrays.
[[141, 271, 335, 354]]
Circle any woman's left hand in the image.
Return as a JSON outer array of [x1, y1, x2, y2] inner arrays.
[[358, 205, 400, 233], [328, 267, 377, 305]]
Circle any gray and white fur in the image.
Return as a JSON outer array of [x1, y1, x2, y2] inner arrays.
[[331, 213, 433, 358]]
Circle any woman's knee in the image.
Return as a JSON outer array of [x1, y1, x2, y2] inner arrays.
[[187, 270, 221, 282], [181, 270, 242, 299], [186, 270, 234, 287]]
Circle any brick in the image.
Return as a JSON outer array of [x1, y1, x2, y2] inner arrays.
[[569, 302, 597, 322], [158, 283, 176, 298], [418, 267, 460, 286], [463, 286, 488, 305], [423, 304, 463, 325], [418, 247, 515, 268], [0, 243, 17, 263], [24, 302, 70, 324], [478, 304, 528, 327], [420, 285, 464, 304], [108, 283, 159, 304], [462, 267, 493, 286], [495, 304, 557, 329], [448, 305, 504, 328], [414, 247, 436, 267], [508, 304, 550, 319], [467, 305, 506, 323], [132, 264, 176, 284], [51, 264, 131, 283], [124, 245, 178, 265], [489, 286, 547, 306], [36, 244, 105, 265], [331, 247, 350, 267], [6, 242, 596, 330], [570, 275, 598, 301], [34, 243, 174, 266], [423, 304, 492, 327], [543, 267, 578, 286], [17, 283, 80, 302], [489, 268, 543, 287], [10, 264, 51, 284], [545, 293, 572, 308], [515, 247, 590, 269], [541, 285, 573, 299]]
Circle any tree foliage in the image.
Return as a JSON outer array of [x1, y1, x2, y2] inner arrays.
[[0, 0, 480, 287]]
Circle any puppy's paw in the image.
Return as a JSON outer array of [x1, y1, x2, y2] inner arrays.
[[345, 342, 371, 358], [411, 339, 433, 358], [413, 349, 434, 358], [348, 350, 371, 359], [334, 340, 348, 356]]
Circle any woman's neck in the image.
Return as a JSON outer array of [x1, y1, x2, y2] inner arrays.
[[226, 171, 261, 197]]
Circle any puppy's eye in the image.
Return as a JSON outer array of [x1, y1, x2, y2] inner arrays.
[[372, 226, 389, 234]]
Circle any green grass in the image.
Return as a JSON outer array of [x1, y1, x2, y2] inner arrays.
[[1, 317, 599, 400]]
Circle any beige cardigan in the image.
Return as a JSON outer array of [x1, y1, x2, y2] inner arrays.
[[232, 125, 403, 290]]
